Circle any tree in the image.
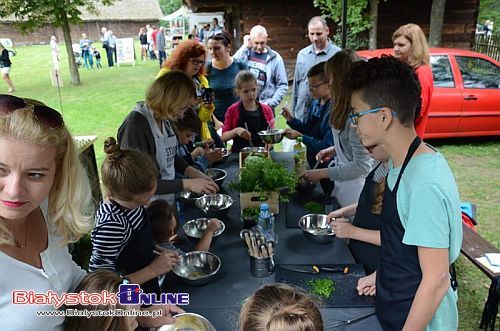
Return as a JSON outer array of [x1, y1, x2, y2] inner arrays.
[[159, 0, 182, 15], [478, 0, 500, 30], [429, 0, 446, 46], [0, 0, 113, 85], [313, 0, 387, 50]]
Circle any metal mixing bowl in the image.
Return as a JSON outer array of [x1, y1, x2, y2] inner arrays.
[[179, 190, 204, 205], [183, 218, 225, 243], [155, 312, 216, 331], [172, 251, 221, 286], [195, 194, 233, 218], [240, 146, 267, 154], [299, 214, 335, 244], [205, 168, 227, 186], [257, 129, 285, 144]]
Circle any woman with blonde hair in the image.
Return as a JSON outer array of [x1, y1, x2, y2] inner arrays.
[[0, 94, 92, 330], [303, 50, 373, 208], [239, 283, 324, 331], [118, 70, 218, 204], [392, 23, 434, 138]]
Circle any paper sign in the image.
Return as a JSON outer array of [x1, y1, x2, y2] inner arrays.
[[116, 38, 135, 66]]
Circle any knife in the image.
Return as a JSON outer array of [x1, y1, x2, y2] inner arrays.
[[279, 265, 349, 274]]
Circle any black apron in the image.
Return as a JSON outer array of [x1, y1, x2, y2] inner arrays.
[[349, 162, 383, 274], [231, 103, 268, 153], [376, 136, 422, 330], [115, 206, 161, 296]]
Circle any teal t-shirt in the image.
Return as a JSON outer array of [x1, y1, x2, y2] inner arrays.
[[388, 150, 462, 331]]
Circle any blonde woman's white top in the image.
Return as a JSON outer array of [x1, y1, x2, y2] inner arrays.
[[0, 200, 86, 331]]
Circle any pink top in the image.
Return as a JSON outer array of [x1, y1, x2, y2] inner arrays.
[[222, 101, 275, 133]]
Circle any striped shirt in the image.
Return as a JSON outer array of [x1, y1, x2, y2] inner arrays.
[[89, 200, 146, 272]]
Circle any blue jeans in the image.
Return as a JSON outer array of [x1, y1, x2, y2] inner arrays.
[[82, 50, 93, 69], [158, 51, 166, 67]]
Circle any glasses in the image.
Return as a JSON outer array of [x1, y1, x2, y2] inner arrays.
[[349, 107, 397, 125], [191, 58, 206, 66], [0, 94, 64, 128], [308, 82, 329, 90]]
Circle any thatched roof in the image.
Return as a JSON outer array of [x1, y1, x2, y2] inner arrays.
[[0, 0, 163, 22]]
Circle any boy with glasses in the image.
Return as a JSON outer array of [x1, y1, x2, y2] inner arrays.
[[349, 56, 462, 331], [282, 61, 333, 170]]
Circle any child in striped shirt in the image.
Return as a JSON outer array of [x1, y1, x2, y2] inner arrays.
[[89, 137, 179, 297]]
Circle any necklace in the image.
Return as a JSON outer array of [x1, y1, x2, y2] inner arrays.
[[14, 225, 28, 249]]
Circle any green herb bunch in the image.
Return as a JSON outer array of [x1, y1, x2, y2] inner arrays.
[[231, 157, 297, 197], [304, 201, 324, 214], [307, 278, 336, 299], [242, 207, 260, 220]]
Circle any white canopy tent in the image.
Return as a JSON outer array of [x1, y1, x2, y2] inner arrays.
[[160, 6, 224, 35]]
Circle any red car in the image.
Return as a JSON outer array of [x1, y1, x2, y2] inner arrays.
[[357, 48, 500, 139]]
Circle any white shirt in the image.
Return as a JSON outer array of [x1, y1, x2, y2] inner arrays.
[[0, 201, 86, 331]]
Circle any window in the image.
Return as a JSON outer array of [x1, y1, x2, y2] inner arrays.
[[430, 55, 455, 87], [456, 56, 500, 89]]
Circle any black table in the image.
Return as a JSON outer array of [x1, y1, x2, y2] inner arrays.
[[163, 152, 382, 330]]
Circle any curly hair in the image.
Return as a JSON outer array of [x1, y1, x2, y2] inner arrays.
[[346, 55, 421, 127], [163, 40, 207, 76]]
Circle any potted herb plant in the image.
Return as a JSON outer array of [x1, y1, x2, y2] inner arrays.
[[231, 156, 297, 214]]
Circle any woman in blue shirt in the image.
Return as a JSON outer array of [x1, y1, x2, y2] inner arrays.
[[206, 31, 248, 125]]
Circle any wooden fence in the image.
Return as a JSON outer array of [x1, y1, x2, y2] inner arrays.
[[474, 33, 500, 62]]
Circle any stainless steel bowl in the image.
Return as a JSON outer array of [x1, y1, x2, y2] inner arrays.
[[205, 168, 227, 186], [257, 129, 286, 144], [172, 251, 221, 286], [183, 218, 225, 242], [240, 146, 267, 154], [299, 214, 335, 244], [179, 190, 204, 205], [195, 194, 233, 218]]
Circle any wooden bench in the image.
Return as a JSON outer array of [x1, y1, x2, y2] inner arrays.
[[460, 223, 500, 330]]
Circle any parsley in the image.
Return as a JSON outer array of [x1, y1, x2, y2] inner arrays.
[[304, 201, 324, 214], [307, 278, 335, 299]]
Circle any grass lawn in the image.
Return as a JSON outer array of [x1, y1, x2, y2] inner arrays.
[[5, 43, 500, 330]]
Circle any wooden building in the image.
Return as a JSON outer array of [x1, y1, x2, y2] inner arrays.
[[185, 0, 480, 79], [0, 0, 163, 45]]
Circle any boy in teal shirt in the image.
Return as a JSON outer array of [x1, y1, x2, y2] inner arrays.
[[348, 56, 462, 331]]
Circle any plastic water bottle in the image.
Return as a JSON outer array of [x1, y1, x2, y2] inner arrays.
[[293, 136, 307, 175], [257, 203, 275, 242]]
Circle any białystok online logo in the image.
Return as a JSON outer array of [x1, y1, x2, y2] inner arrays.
[[12, 284, 189, 308]]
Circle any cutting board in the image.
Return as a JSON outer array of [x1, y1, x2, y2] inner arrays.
[[274, 264, 375, 308]]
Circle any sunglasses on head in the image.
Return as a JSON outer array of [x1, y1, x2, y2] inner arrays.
[[0, 94, 64, 128]]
